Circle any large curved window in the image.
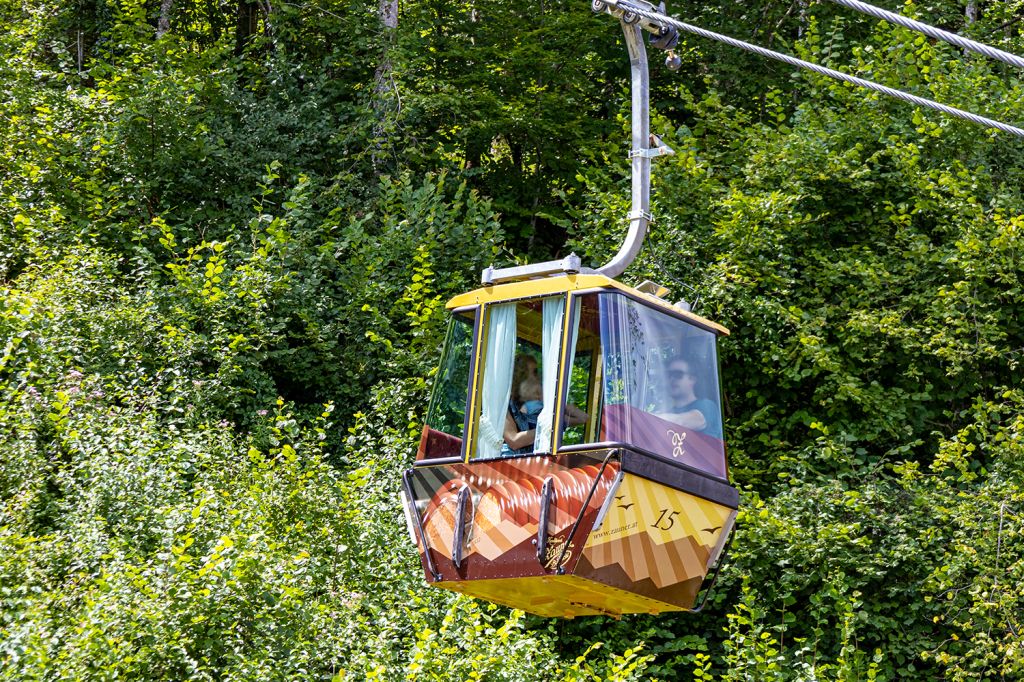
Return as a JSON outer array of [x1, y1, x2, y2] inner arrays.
[[560, 293, 727, 479]]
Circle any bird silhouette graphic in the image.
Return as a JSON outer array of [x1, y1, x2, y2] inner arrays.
[[701, 526, 722, 534], [615, 496, 635, 510]]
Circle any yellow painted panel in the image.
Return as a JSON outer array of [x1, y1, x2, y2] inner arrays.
[[445, 274, 729, 336], [434, 574, 687, 618], [586, 475, 733, 550], [445, 275, 602, 308]]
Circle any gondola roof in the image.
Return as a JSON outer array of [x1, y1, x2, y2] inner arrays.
[[445, 273, 730, 337]]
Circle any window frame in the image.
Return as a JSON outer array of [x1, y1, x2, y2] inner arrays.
[[416, 305, 480, 466], [466, 292, 571, 462], [554, 290, 729, 481]]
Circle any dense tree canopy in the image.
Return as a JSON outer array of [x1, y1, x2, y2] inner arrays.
[[1, 0, 1023, 679]]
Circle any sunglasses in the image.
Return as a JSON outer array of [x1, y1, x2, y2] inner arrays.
[[668, 369, 693, 379]]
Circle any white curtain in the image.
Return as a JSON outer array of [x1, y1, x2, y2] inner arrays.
[[534, 297, 565, 453], [564, 301, 582, 407], [476, 303, 517, 458], [606, 298, 648, 408], [558, 303, 583, 448]]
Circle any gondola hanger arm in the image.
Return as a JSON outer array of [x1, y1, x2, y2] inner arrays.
[[482, 0, 676, 285]]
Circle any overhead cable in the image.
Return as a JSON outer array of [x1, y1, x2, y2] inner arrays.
[[600, 0, 1024, 138], [826, 0, 1024, 70]]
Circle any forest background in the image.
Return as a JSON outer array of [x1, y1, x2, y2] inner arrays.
[[1, 0, 1023, 679]]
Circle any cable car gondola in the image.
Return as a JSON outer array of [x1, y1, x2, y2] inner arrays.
[[401, 274, 737, 617], [400, 1, 738, 618]]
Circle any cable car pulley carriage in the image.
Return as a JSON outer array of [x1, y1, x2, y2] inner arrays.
[[399, 1, 739, 619]]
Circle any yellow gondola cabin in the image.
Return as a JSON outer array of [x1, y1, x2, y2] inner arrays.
[[400, 274, 737, 617]]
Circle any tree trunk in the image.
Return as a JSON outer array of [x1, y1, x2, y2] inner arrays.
[[259, 1, 275, 43], [965, 0, 978, 26], [372, 0, 400, 171], [379, 0, 398, 30], [157, 0, 174, 37], [235, 1, 260, 55], [964, 0, 978, 58]]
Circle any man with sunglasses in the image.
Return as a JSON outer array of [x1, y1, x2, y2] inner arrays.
[[656, 357, 723, 440]]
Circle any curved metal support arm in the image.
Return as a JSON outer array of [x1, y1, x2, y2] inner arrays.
[[479, 1, 674, 285], [596, 20, 651, 279]]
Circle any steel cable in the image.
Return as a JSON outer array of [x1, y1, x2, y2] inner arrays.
[[826, 0, 1024, 70], [602, 0, 1024, 138]]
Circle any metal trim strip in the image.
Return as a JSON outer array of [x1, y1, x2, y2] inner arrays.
[[555, 443, 737, 508]]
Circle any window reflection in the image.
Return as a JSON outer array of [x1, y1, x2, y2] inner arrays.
[[420, 312, 475, 460], [562, 293, 727, 479]]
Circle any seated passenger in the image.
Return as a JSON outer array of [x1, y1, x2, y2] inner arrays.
[[503, 355, 588, 454], [655, 357, 723, 440]]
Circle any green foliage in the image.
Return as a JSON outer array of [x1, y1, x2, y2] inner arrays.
[[390, 0, 624, 252], [2, 0, 1024, 679], [0, 261, 646, 679]]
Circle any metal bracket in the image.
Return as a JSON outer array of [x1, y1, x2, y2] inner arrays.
[[629, 145, 673, 159], [481, 253, 581, 285], [536, 477, 555, 565], [592, 0, 665, 36], [629, 134, 675, 159], [636, 279, 670, 298], [627, 210, 654, 223], [451, 485, 471, 570], [402, 470, 442, 581], [649, 4, 679, 51]]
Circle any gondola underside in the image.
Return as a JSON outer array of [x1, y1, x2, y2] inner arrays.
[[403, 450, 737, 618]]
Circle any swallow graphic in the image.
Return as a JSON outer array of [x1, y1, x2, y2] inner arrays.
[[701, 526, 722, 534]]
